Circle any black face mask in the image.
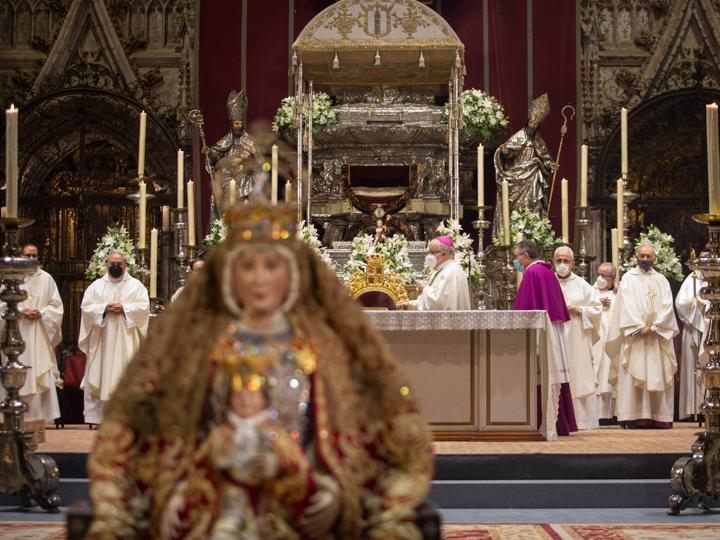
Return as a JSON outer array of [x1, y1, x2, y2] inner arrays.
[[637, 259, 653, 272], [108, 264, 124, 278]]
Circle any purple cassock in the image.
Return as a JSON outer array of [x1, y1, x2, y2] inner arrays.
[[514, 260, 578, 436]]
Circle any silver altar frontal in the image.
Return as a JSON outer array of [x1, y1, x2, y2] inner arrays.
[[367, 310, 553, 441]]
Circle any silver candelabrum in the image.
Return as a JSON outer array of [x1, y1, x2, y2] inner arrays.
[[0, 217, 60, 511], [502, 245, 516, 310], [575, 206, 593, 281], [472, 205, 492, 310], [617, 172, 639, 269], [135, 248, 150, 289], [172, 208, 189, 289], [669, 213, 720, 514]]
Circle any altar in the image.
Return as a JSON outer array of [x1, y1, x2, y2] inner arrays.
[[366, 310, 557, 442]]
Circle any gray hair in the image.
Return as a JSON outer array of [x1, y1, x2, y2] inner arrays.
[[105, 251, 126, 263], [597, 262, 617, 278], [553, 245, 575, 260], [514, 239, 539, 260], [635, 240, 657, 256]]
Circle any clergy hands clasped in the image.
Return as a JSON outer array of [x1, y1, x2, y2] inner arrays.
[[22, 308, 41, 321], [105, 302, 124, 316]]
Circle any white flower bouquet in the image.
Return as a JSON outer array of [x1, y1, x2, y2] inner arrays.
[[492, 208, 558, 256], [86, 224, 139, 279], [201, 218, 227, 247], [443, 89, 509, 140], [272, 92, 338, 134], [297, 220, 335, 269], [342, 233, 416, 286], [628, 225, 684, 281]]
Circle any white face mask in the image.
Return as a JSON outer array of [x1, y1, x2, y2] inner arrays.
[[555, 263, 570, 278], [424, 254, 437, 270], [595, 276, 610, 290]]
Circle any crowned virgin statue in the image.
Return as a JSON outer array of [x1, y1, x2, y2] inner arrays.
[[206, 90, 261, 213], [86, 201, 434, 539], [492, 94, 555, 238]]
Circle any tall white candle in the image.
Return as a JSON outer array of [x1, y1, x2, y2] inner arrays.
[[271, 144, 279, 205], [616, 178, 624, 253], [620, 107, 628, 176], [149, 228, 158, 298], [707, 103, 720, 214], [477, 144, 484, 207], [138, 180, 147, 249], [5, 104, 18, 218], [580, 144, 588, 207], [228, 179, 237, 205], [138, 111, 147, 177], [501, 180, 511, 245], [176, 149, 184, 208], [161, 205, 170, 231], [611, 227, 619, 272], [561, 178, 569, 243], [187, 180, 196, 246]]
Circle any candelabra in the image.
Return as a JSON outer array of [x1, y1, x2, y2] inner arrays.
[[618, 172, 639, 268], [575, 206, 594, 281], [172, 208, 189, 289], [0, 217, 60, 512], [472, 205, 492, 310], [135, 248, 150, 288], [502, 245, 517, 310], [669, 213, 720, 515]]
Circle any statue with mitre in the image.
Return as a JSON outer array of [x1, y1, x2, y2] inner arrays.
[[206, 90, 260, 211], [492, 93, 555, 237]]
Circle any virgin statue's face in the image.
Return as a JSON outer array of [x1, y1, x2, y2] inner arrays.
[[233, 249, 291, 319]]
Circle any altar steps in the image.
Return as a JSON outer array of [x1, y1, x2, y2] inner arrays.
[[1, 452, 712, 510]]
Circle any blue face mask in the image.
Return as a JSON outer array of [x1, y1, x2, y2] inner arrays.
[[514, 260, 524, 273], [637, 259, 653, 272]]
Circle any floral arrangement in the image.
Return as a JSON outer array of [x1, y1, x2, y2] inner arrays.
[[342, 233, 416, 285], [201, 218, 227, 247], [628, 225, 684, 281], [436, 219, 481, 285], [443, 89, 509, 140], [272, 92, 338, 133], [492, 208, 557, 256], [297, 220, 335, 269], [85, 224, 138, 279]]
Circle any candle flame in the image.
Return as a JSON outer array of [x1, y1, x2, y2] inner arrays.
[[9, 103, 15, 111]]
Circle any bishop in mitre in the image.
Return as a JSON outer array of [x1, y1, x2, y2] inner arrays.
[[79, 251, 149, 424], [606, 241, 679, 428], [554, 247, 602, 430], [0, 244, 63, 422], [592, 262, 619, 419], [407, 236, 470, 310], [675, 257, 708, 420]]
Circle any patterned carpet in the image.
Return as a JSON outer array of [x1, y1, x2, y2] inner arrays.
[[4, 523, 720, 540]]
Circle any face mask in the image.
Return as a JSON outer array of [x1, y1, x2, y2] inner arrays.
[[637, 259, 653, 272], [555, 263, 570, 277], [424, 254, 437, 270], [514, 260, 524, 273], [108, 264, 124, 278], [595, 276, 609, 290]]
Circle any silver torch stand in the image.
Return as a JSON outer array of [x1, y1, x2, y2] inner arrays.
[[472, 205, 492, 310], [172, 208, 189, 289], [575, 206, 593, 281], [669, 213, 720, 514], [0, 217, 60, 511], [502, 245, 516, 310]]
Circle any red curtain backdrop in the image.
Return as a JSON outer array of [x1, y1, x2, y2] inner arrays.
[[198, 0, 576, 235]]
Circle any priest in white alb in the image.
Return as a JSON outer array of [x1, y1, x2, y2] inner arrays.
[[79, 251, 149, 424], [554, 246, 603, 430], [0, 244, 63, 422], [606, 241, 679, 428], [675, 259, 708, 420], [407, 236, 470, 310], [592, 262, 619, 419]]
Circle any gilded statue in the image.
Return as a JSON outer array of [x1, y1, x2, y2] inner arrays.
[[85, 202, 434, 539], [206, 90, 260, 212], [492, 93, 555, 238]]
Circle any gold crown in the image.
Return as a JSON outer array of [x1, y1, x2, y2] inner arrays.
[[223, 203, 296, 243], [366, 253, 385, 275]]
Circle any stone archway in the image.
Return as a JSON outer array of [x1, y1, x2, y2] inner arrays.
[[594, 88, 720, 262], [12, 88, 178, 350]]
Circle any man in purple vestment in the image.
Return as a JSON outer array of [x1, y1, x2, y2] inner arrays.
[[513, 239, 578, 436]]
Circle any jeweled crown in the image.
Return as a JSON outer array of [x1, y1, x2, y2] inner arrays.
[[528, 93, 550, 124], [223, 203, 296, 243]]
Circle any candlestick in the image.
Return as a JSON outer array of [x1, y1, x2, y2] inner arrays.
[[501, 180, 510, 246], [5, 105, 18, 218], [472, 205, 492, 310], [138, 181, 147, 248], [228, 179, 237, 206], [580, 144, 588, 208], [575, 206, 592, 281], [176, 149, 184, 208], [621, 107, 628, 176], [707, 104, 720, 214], [284, 180, 292, 203], [138, 111, 147, 177], [161, 205, 170, 232], [271, 145, 279, 205], [477, 144, 484, 207], [187, 181, 195, 246], [616, 178, 624, 258], [150, 228, 158, 298], [561, 179, 569, 243], [611, 227, 619, 271]]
